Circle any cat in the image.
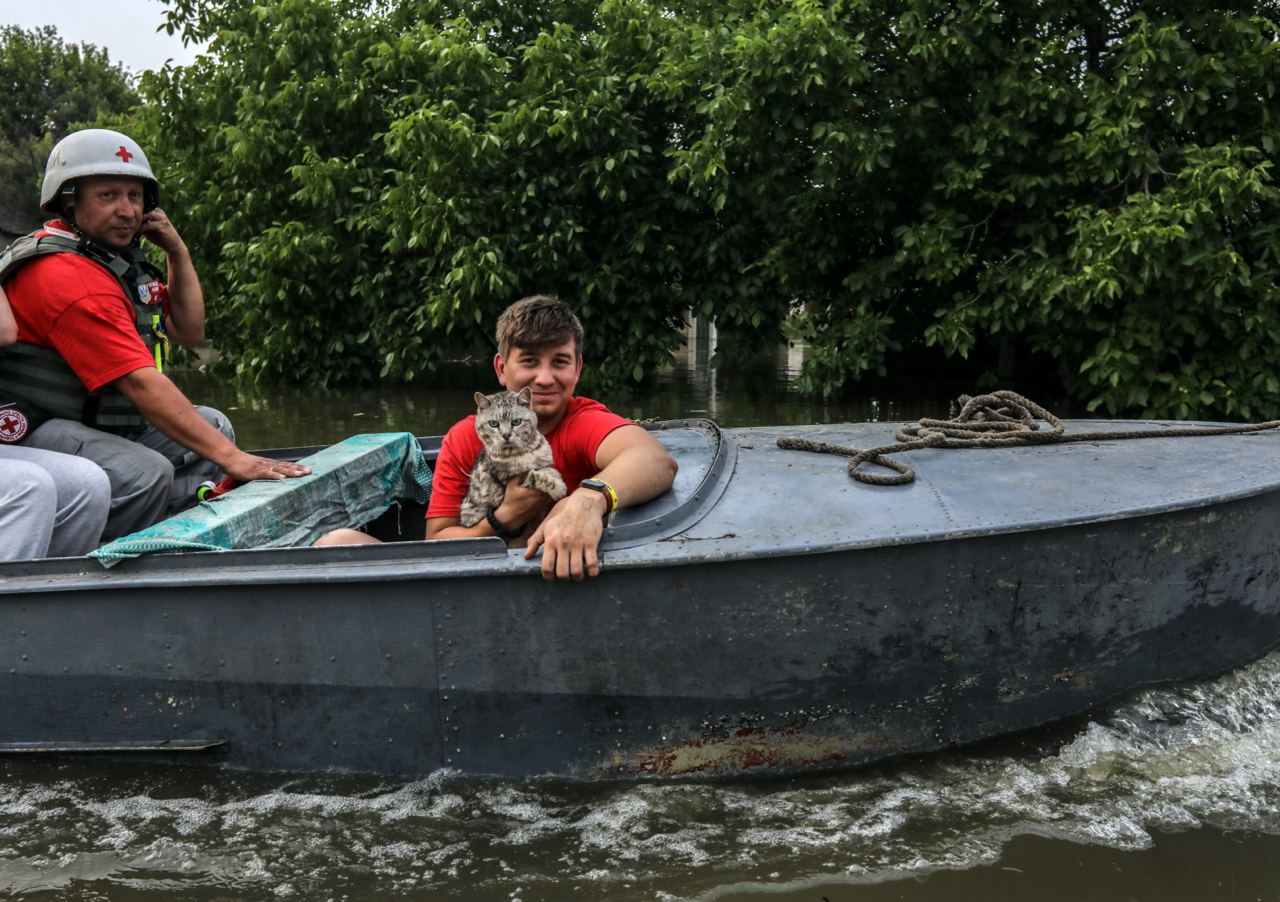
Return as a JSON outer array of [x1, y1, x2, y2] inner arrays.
[[458, 387, 567, 529]]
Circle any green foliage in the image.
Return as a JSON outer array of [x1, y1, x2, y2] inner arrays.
[[133, 0, 1280, 418], [0, 26, 137, 230]]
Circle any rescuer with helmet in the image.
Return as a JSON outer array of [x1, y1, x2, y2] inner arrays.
[[0, 129, 309, 540]]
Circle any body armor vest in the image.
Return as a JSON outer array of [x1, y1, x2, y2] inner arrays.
[[0, 223, 169, 437]]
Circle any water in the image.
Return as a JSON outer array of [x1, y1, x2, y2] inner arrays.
[[169, 337, 947, 449], [2, 349, 1278, 899], [3, 653, 1280, 899]]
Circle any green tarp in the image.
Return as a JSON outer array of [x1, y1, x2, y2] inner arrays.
[[89, 432, 432, 568]]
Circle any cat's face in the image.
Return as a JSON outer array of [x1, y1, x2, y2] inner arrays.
[[494, 339, 582, 430], [474, 388, 541, 448]]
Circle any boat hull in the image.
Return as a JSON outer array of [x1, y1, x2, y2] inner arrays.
[[2, 485, 1276, 778]]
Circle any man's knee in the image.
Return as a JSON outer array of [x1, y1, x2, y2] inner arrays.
[[196, 406, 235, 443], [30, 419, 171, 495], [29, 419, 173, 539], [0, 461, 56, 561]]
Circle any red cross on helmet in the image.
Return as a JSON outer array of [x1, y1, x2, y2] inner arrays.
[[39, 128, 160, 215]]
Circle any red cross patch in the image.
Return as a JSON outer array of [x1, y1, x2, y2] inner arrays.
[[0, 408, 28, 443], [115, 145, 134, 163]]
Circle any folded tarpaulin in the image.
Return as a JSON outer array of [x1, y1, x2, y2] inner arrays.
[[89, 432, 432, 567]]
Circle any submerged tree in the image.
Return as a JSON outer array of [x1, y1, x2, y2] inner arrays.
[[135, 0, 1280, 418]]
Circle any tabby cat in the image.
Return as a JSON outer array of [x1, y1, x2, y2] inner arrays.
[[458, 387, 567, 528]]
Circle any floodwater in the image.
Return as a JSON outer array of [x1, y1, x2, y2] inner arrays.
[[2, 343, 1278, 900], [3, 653, 1280, 900]]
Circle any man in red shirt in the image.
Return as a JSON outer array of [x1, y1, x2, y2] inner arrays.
[[319, 295, 678, 580], [0, 129, 309, 540]]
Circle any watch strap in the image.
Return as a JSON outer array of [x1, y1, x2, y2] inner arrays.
[[581, 478, 619, 514]]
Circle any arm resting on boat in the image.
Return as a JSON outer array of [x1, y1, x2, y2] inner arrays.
[[524, 424, 678, 581], [113, 367, 311, 482]]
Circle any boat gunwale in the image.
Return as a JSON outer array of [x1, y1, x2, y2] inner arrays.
[[2, 481, 1277, 596], [5, 418, 1280, 595]]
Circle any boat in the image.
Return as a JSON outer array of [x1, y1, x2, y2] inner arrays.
[[2, 407, 1280, 780]]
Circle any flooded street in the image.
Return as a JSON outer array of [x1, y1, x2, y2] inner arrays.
[[2, 348, 1278, 900]]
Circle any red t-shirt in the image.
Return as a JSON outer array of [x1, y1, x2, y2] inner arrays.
[[426, 396, 633, 519], [5, 222, 159, 392]]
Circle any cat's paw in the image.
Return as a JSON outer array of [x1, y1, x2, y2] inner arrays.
[[527, 467, 567, 500]]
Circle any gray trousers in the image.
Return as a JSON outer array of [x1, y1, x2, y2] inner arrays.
[[25, 407, 235, 541], [0, 445, 111, 561]]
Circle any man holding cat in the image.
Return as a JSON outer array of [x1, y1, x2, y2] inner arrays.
[[319, 294, 677, 581], [430, 293, 677, 580]]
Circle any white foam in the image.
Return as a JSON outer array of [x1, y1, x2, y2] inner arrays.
[[0, 651, 1278, 897]]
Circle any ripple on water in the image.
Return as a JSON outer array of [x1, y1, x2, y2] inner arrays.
[[1, 652, 1279, 900]]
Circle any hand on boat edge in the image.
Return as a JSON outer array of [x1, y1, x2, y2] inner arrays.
[[523, 491, 605, 581]]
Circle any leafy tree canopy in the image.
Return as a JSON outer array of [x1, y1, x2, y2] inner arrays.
[[132, 0, 1280, 418], [0, 25, 138, 235]]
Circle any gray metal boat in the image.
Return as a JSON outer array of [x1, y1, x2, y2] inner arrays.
[[2, 416, 1279, 779]]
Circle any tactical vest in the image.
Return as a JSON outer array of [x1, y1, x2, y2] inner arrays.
[[0, 223, 169, 437]]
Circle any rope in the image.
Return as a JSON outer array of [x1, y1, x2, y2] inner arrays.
[[776, 390, 1280, 486]]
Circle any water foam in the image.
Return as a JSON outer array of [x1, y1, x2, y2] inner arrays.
[[0, 652, 1277, 899]]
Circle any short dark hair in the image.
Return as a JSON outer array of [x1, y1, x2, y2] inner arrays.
[[495, 295, 584, 358]]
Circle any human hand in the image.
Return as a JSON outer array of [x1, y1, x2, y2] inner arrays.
[[497, 477, 556, 525], [138, 208, 186, 255], [523, 490, 607, 581], [222, 452, 311, 483]]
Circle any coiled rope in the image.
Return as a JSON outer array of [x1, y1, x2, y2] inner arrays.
[[776, 390, 1280, 486]]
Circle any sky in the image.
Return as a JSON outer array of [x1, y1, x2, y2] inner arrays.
[[3, 0, 203, 75]]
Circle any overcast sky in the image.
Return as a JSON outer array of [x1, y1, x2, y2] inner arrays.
[[3, 0, 202, 74]]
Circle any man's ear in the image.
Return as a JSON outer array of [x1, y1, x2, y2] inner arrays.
[[493, 352, 506, 386]]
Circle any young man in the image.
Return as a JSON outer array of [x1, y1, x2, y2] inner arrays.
[[319, 295, 678, 581], [0, 128, 309, 540]]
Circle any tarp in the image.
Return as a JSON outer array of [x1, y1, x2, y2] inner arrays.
[[89, 432, 432, 568]]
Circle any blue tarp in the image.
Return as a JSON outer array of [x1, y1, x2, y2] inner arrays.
[[89, 432, 432, 568]]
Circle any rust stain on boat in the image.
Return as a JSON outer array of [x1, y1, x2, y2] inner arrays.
[[600, 723, 896, 778]]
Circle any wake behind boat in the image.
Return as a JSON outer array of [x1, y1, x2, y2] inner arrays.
[[1, 410, 1279, 779]]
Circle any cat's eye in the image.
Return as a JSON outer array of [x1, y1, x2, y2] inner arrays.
[[511, 418, 523, 426], [488, 420, 500, 428]]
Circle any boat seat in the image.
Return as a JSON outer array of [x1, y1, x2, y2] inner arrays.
[[89, 432, 432, 568]]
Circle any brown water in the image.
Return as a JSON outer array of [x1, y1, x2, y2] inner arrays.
[[171, 349, 943, 450], [1, 353, 1277, 900]]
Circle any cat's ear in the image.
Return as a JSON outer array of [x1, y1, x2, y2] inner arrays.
[[516, 386, 533, 405], [475, 391, 490, 408]]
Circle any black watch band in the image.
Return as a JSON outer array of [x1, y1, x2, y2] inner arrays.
[[485, 506, 521, 539]]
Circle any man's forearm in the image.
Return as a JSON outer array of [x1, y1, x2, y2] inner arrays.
[[116, 366, 311, 483], [114, 366, 236, 466]]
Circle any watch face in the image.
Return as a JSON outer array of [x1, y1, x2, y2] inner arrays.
[[580, 478, 617, 512]]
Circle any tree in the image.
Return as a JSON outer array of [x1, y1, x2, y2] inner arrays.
[[0, 26, 138, 240], [136, 0, 1280, 419]]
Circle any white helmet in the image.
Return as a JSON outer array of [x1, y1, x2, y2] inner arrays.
[[40, 128, 160, 214]]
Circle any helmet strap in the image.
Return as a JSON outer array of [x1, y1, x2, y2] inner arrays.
[[57, 183, 78, 227]]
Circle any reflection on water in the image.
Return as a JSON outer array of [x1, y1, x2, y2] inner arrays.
[[172, 337, 949, 451], [2, 650, 1279, 900]]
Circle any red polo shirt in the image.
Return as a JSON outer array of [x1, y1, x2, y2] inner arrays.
[[5, 223, 157, 392]]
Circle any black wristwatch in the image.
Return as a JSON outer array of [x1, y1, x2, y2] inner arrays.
[[579, 478, 619, 519], [485, 507, 522, 539]]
